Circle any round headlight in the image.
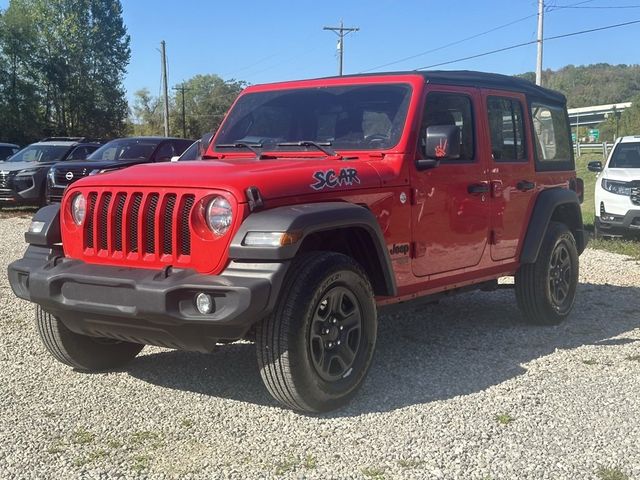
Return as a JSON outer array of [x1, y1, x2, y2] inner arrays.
[[206, 196, 232, 236], [71, 193, 86, 225]]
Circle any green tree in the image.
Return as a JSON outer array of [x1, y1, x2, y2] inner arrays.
[[598, 96, 640, 141], [131, 88, 163, 136], [171, 75, 246, 139], [0, 0, 130, 143]]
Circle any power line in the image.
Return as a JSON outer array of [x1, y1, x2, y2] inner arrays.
[[359, 0, 595, 73], [414, 18, 640, 70], [552, 4, 640, 8]]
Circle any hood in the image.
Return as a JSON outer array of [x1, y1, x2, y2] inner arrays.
[[72, 156, 383, 201], [602, 168, 640, 182], [53, 158, 148, 170], [0, 161, 47, 173]]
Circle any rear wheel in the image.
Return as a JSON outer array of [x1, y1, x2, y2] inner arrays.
[[36, 306, 144, 371], [515, 222, 579, 325], [256, 252, 377, 413]]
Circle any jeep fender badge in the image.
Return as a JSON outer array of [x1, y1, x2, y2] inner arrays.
[[311, 168, 360, 191]]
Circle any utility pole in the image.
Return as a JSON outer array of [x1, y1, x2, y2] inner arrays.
[[536, 0, 544, 86], [172, 84, 189, 138], [323, 20, 359, 76], [161, 40, 170, 136]]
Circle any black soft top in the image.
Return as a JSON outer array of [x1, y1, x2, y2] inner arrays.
[[324, 70, 566, 106]]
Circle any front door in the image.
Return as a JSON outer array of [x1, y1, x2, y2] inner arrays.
[[411, 87, 490, 277], [483, 91, 537, 260]]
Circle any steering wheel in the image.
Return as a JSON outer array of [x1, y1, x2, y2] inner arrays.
[[364, 134, 389, 146]]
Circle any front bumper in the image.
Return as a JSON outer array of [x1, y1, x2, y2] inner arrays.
[[8, 245, 288, 352], [0, 171, 43, 204], [596, 209, 640, 235]]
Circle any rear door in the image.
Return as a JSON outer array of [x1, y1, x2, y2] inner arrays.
[[482, 91, 536, 260], [411, 87, 491, 277]]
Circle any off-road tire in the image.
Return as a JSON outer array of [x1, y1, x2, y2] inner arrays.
[[515, 221, 579, 325], [36, 306, 144, 371], [256, 252, 377, 413]]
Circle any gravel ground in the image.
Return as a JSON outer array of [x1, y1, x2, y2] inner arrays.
[[1, 216, 639, 480]]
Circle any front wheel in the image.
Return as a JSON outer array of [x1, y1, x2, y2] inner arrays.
[[256, 252, 377, 413], [36, 306, 144, 371], [515, 222, 579, 325]]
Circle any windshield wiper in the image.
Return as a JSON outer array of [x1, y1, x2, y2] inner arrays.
[[216, 142, 264, 159], [277, 141, 340, 158]]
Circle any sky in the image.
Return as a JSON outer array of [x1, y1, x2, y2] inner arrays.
[[2, 0, 639, 101]]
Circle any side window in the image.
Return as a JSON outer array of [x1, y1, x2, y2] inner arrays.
[[155, 142, 175, 162], [67, 146, 92, 161], [487, 97, 526, 162], [531, 103, 572, 167], [421, 92, 474, 162]]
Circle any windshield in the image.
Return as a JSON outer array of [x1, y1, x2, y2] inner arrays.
[[6, 144, 70, 163], [214, 84, 412, 152], [609, 142, 640, 168], [178, 141, 200, 161], [87, 139, 159, 162]]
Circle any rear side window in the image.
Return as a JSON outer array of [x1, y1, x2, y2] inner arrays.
[[421, 92, 475, 162], [609, 142, 640, 169], [531, 103, 572, 169], [487, 97, 526, 162]]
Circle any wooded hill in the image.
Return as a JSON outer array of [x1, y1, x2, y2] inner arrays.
[[518, 64, 640, 108]]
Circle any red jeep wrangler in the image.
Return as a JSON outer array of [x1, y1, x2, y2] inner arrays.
[[9, 72, 586, 412]]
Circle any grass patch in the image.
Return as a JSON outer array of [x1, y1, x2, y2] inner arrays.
[[582, 359, 598, 365], [106, 438, 123, 449], [588, 238, 640, 260], [625, 354, 640, 362], [74, 449, 108, 467], [131, 454, 152, 473], [47, 438, 66, 454], [180, 418, 194, 428], [362, 466, 387, 479], [398, 458, 424, 469], [596, 466, 629, 480], [495, 412, 515, 425], [71, 427, 95, 445], [303, 454, 317, 470], [130, 430, 163, 449], [274, 456, 298, 476]]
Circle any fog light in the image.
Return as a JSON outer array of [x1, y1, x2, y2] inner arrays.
[[195, 293, 213, 314]]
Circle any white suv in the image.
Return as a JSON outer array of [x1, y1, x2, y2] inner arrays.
[[588, 135, 640, 237]]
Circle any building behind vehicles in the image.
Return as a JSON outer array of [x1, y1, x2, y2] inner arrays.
[[0, 143, 20, 161], [46, 137, 194, 203], [9, 71, 586, 412], [0, 137, 102, 207], [588, 135, 640, 237]]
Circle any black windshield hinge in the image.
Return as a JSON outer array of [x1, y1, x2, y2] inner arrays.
[[246, 186, 264, 211]]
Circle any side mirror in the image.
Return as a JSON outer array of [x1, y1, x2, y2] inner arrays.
[[424, 125, 461, 160], [587, 161, 603, 172]]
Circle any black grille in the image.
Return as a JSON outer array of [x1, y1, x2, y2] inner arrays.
[[0, 171, 11, 189], [98, 192, 112, 250], [54, 167, 89, 186], [180, 195, 194, 256], [162, 194, 177, 255], [129, 193, 143, 252], [114, 193, 127, 251], [144, 194, 159, 254], [85, 193, 97, 249], [631, 184, 640, 206]]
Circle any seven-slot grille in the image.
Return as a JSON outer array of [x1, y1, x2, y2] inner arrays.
[[83, 190, 196, 260]]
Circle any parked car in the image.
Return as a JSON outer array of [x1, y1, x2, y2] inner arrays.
[[588, 135, 640, 238], [0, 137, 102, 207], [47, 136, 194, 203], [172, 133, 213, 162], [9, 71, 586, 412], [0, 143, 20, 161]]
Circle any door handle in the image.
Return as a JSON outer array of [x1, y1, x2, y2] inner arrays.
[[516, 180, 536, 192], [467, 183, 490, 194]]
